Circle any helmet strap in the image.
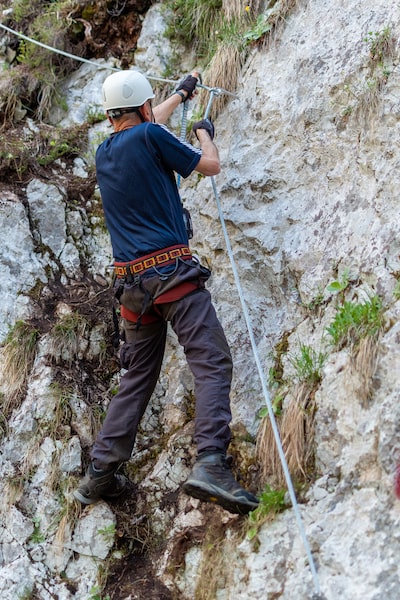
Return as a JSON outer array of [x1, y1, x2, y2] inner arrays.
[[107, 107, 145, 121]]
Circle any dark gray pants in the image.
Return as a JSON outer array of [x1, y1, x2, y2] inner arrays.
[[91, 288, 232, 468]]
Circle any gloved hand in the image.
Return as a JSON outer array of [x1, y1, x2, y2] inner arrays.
[[192, 118, 215, 141], [176, 73, 200, 101]]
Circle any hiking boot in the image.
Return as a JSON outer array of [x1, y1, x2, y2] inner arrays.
[[73, 463, 128, 505], [182, 451, 259, 515]]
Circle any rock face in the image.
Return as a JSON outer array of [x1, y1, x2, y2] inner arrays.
[[1, 1, 400, 599]]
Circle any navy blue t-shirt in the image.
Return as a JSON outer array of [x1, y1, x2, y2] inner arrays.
[[95, 122, 202, 262]]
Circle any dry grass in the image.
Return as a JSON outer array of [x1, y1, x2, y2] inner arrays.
[[199, 42, 244, 120], [0, 321, 39, 415], [54, 493, 82, 553], [197, 0, 299, 119], [48, 312, 89, 367], [194, 519, 241, 600], [1, 475, 26, 515], [256, 382, 316, 487], [350, 335, 380, 406]]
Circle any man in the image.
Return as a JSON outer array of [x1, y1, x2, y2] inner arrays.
[[74, 70, 259, 515]]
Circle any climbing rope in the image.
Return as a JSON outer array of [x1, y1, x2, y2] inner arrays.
[[201, 96, 325, 600], [0, 18, 324, 597], [0, 22, 238, 98]]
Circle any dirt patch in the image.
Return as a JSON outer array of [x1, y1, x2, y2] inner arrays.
[[105, 553, 175, 600]]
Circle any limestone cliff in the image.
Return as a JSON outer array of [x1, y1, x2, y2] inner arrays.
[[0, 1, 400, 599]]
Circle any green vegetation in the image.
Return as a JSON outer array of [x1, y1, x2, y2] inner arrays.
[[37, 139, 80, 166], [164, 0, 224, 61], [98, 523, 116, 545], [302, 287, 325, 312], [258, 275, 385, 488], [247, 485, 286, 544], [288, 343, 327, 386], [88, 587, 110, 600], [164, 0, 298, 119], [325, 295, 384, 350], [243, 13, 272, 42], [17, 588, 34, 600], [86, 106, 107, 125], [44, 382, 74, 441], [364, 27, 395, 64], [29, 517, 45, 543], [336, 26, 397, 125], [326, 269, 350, 296], [0, 121, 90, 180], [0, 0, 78, 123]]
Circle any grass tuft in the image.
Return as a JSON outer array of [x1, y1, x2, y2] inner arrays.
[[325, 295, 384, 351], [0, 321, 40, 414]]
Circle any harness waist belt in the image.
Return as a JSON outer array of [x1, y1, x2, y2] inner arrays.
[[114, 244, 192, 277]]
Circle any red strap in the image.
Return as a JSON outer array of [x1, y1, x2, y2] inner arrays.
[[120, 282, 198, 323], [120, 305, 159, 324], [154, 282, 198, 304]]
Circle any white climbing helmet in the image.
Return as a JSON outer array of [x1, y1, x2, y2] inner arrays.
[[102, 70, 155, 111]]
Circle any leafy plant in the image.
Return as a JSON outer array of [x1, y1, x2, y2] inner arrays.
[[325, 295, 384, 350], [164, 0, 223, 60], [258, 393, 284, 418], [17, 588, 34, 600], [364, 27, 395, 64], [98, 523, 116, 544], [86, 106, 107, 125], [246, 485, 286, 544], [243, 13, 272, 42], [302, 288, 325, 312], [326, 269, 349, 295], [88, 587, 110, 600], [288, 344, 327, 386], [38, 139, 79, 165], [29, 517, 45, 543]]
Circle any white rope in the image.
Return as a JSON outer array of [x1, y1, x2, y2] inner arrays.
[[203, 94, 324, 599], [0, 22, 238, 97]]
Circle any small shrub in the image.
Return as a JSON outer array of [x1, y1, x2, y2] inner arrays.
[[326, 269, 350, 295], [243, 13, 272, 42], [364, 27, 396, 64], [325, 295, 384, 350], [246, 484, 286, 545], [29, 517, 45, 544], [288, 344, 327, 386]]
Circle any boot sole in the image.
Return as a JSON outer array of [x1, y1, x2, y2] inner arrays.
[[182, 481, 258, 515], [73, 489, 99, 505]]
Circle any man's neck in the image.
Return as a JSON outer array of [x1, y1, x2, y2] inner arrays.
[[113, 114, 141, 132]]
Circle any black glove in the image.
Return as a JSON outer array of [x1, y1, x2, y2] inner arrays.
[[176, 74, 199, 101], [192, 119, 215, 141]]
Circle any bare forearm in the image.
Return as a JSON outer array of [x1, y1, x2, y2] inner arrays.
[[153, 93, 186, 124], [195, 130, 221, 176]]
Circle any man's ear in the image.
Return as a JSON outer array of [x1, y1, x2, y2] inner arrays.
[[138, 103, 151, 122]]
